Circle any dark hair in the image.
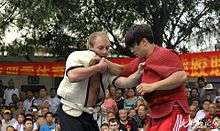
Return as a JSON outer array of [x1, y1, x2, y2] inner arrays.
[[30, 105, 38, 110], [24, 118, 33, 124], [109, 118, 119, 124], [40, 87, 47, 91], [190, 88, 199, 96], [16, 112, 25, 118], [197, 77, 205, 82], [25, 114, 33, 119], [125, 24, 154, 47], [101, 122, 109, 127], [50, 88, 57, 91], [202, 99, 212, 104], [6, 125, 14, 130], [45, 112, 53, 118]]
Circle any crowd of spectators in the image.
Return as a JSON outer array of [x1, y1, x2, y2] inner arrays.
[[0, 77, 220, 131], [0, 79, 61, 131]]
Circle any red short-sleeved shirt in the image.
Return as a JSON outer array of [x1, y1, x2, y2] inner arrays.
[[121, 46, 189, 118]]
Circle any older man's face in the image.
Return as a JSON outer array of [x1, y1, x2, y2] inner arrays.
[[90, 36, 110, 57]]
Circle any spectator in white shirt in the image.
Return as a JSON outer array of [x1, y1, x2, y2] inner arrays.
[[49, 88, 60, 114], [188, 105, 199, 131], [13, 113, 25, 131], [194, 99, 211, 123], [4, 79, 19, 106], [23, 90, 35, 114]]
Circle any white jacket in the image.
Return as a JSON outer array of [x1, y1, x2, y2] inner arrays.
[[57, 50, 115, 117]]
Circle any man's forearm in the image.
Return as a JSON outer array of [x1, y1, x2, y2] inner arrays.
[[155, 71, 187, 90], [114, 69, 143, 88], [67, 64, 100, 82], [105, 59, 123, 75]]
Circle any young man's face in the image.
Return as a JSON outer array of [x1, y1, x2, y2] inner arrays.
[[101, 125, 109, 131], [109, 122, 119, 131], [17, 114, 25, 123], [39, 89, 47, 98], [119, 110, 128, 121], [46, 114, 53, 123], [90, 36, 110, 57], [24, 121, 33, 131], [189, 105, 197, 118], [130, 39, 148, 58]]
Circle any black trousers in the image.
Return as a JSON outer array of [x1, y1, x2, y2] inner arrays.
[[56, 104, 100, 131]]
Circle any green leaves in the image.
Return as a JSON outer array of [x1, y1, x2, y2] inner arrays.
[[0, 0, 219, 57]]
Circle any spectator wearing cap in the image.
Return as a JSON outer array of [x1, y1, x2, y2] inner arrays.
[[1, 109, 16, 131], [203, 84, 216, 102], [30, 106, 38, 122]]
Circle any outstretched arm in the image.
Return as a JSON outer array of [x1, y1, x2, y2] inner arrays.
[[105, 59, 124, 76], [113, 63, 144, 88]]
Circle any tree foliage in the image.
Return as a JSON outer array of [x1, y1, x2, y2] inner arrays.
[[0, 0, 219, 57]]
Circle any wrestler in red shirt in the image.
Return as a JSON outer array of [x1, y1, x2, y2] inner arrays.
[[107, 24, 189, 131]]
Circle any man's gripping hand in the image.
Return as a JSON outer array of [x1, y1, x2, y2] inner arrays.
[[97, 58, 108, 73]]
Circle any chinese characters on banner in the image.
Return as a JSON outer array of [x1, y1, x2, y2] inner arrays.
[[181, 51, 220, 77], [0, 62, 65, 77], [0, 51, 219, 77]]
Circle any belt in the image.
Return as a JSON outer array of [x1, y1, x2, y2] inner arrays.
[[61, 98, 101, 114]]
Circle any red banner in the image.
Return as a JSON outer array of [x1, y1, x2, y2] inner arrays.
[[0, 51, 219, 77], [0, 62, 65, 77], [181, 51, 220, 77]]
